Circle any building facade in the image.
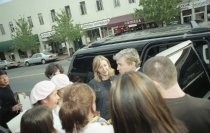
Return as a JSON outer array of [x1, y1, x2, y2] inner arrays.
[[0, 0, 140, 61], [180, 0, 210, 24]]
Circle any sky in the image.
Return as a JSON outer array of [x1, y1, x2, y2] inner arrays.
[[0, 0, 12, 5]]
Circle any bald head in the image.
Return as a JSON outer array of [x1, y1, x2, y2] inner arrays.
[[143, 56, 177, 89]]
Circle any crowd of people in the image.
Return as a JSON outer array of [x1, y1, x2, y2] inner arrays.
[[0, 48, 210, 133]]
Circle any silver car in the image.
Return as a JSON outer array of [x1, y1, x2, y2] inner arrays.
[[0, 59, 20, 70], [24, 52, 57, 66]]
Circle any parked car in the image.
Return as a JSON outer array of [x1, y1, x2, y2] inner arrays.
[[0, 59, 20, 70], [24, 52, 57, 66], [67, 22, 210, 99]]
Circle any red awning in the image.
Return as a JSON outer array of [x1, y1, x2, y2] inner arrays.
[[107, 14, 144, 27]]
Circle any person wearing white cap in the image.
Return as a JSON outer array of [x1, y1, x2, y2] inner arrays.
[[30, 80, 59, 108], [7, 80, 64, 133], [51, 74, 73, 106], [30, 80, 64, 133]]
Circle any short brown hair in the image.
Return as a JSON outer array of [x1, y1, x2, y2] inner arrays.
[[21, 105, 55, 133], [143, 56, 177, 89], [60, 83, 99, 132]]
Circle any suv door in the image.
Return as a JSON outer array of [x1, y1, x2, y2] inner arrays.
[[152, 40, 210, 99]]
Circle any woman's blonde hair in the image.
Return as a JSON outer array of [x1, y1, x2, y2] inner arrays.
[[92, 55, 114, 82]]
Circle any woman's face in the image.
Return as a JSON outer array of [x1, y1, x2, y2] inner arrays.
[[97, 60, 109, 77], [44, 90, 60, 109]]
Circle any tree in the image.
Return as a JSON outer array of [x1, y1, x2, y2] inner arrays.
[[135, 0, 181, 25], [52, 10, 83, 52], [12, 17, 39, 52]]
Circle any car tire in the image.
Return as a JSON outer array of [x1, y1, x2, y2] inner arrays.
[[41, 59, 46, 64], [25, 62, 30, 66]]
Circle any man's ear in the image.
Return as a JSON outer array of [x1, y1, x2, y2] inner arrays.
[[131, 62, 136, 67]]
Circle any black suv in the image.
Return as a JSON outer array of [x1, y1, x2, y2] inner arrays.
[[67, 23, 210, 99]]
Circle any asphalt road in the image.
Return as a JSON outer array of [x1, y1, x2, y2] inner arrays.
[[6, 59, 71, 95]]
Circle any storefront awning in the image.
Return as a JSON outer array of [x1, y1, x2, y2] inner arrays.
[[107, 14, 144, 27], [0, 40, 13, 52]]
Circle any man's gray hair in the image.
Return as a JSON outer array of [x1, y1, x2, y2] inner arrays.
[[113, 48, 140, 67]]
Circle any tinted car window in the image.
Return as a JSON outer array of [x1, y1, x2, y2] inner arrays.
[[176, 47, 210, 97]]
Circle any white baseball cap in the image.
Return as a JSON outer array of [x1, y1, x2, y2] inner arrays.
[[30, 80, 56, 104], [51, 74, 72, 90]]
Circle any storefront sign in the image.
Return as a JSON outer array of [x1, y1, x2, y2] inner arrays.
[[124, 18, 143, 25], [180, 0, 209, 10], [81, 19, 110, 30], [40, 31, 55, 39]]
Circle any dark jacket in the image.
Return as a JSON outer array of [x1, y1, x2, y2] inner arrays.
[[0, 85, 19, 128], [88, 77, 113, 120]]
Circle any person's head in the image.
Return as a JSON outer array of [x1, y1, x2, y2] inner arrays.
[[110, 71, 186, 133], [30, 80, 60, 109], [45, 63, 64, 79], [21, 105, 55, 133], [51, 74, 72, 98], [60, 83, 98, 132], [92, 55, 114, 81], [113, 48, 140, 74], [143, 56, 177, 89], [0, 70, 9, 87]]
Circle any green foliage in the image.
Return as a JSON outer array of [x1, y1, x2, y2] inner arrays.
[[135, 0, 181, 24], [52, 10, 83, 43], [12, 17, 39, 52]]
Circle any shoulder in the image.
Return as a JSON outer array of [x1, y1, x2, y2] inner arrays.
[[88, 79, 100, 88], [82, 122, 114, 133], [88, 79, 97, 84]]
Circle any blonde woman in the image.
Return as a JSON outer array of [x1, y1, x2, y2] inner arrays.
[[88, 55, 114, 120]]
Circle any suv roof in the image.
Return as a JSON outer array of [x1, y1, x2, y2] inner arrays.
[[75, 24, 210, 56]]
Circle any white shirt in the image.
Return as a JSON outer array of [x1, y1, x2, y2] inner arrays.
[[52, 106, 65, 133]]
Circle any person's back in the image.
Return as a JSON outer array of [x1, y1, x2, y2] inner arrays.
[[143, 56, 210, 133], [165, 94, 210, 133], [110, 71, 187, 133]]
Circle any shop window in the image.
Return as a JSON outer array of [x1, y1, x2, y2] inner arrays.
[[113, 0, 120, 7], [65, 5, 71, 18], [195, 6, 204, 13], [182, 9, 191, 16], [96, 0, 103, 11], [0, 24, 5, 35], [80, 1, 87, 15], [51, 9, 56, 22], [38, 13, 44, 25], [183, 16, 191, 23], [128, 0, 135, 3], [9, 21, 15, 32], [195, 12, 204, 22], [27, 16, 33, 27], [208, 5, 210, 21]]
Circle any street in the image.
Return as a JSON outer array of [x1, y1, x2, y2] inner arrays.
[[6, 59, 70, 95]]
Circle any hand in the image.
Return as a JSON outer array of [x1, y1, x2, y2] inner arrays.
[[12, 103, 22, 112]]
